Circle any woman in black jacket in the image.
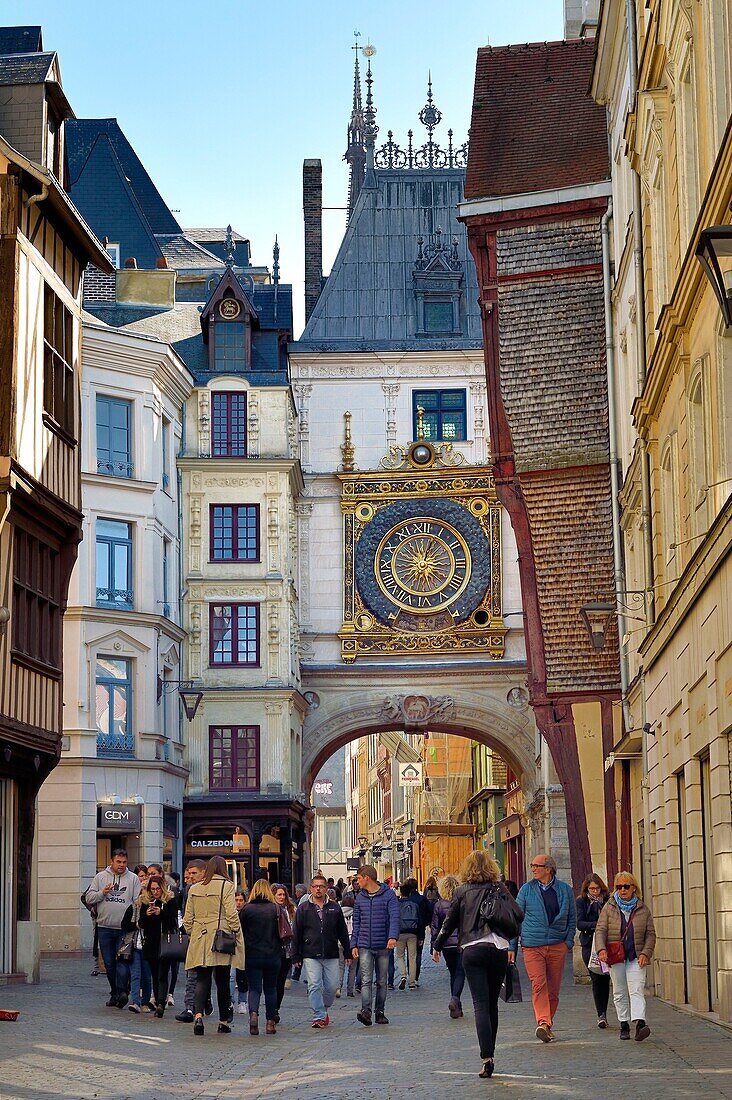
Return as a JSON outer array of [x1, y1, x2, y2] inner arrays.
[[433, 851, 520, 1080], [576, 872, 611, 1027], [241, 879, 282, 1035], [138, 875, 180, 1017]]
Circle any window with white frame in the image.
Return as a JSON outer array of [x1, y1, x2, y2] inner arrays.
[[676, 50, 700, 252]]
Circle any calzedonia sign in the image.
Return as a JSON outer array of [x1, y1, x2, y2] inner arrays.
[[187, 836, 234, 850], [97, 804, 142, 833]]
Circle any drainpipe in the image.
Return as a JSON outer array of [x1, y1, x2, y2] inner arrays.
[[626, 0, 655, 627], [627, 0, 654, 903], [601, 199, 631, 728]]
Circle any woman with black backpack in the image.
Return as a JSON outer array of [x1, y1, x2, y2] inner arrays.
[[433, 850, 523, 1080]]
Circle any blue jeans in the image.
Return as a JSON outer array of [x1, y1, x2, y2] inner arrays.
[[359, 947, 390, 1016], [97, 927, 130, 1000], [302, 957, 340, 1021], [246, 958, 280, 1022], [129, 948, 152, 1006]]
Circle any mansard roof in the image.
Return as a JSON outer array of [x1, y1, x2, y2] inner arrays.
[[294, 167, 482, 351], [67, 119, 181, 236], [465, 39, 609, 200], [0, 26, 43, 54]]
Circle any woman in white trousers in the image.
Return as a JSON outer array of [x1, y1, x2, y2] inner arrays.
[[595, 871, 656, 1041]]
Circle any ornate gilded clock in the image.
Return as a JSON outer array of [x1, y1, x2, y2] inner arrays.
[[338, 435, 505, 662]]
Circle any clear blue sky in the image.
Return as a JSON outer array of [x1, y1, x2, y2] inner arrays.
[[2, 1, 564, 333]]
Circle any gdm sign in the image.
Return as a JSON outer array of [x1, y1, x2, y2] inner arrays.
[[97, 804, 142, 833]]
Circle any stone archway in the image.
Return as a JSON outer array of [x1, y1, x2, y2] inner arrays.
[[302, 683, 537, 799]]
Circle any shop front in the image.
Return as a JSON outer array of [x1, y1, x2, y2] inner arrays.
[[96, 803, 143, 870], [183, 799, 307, 892], [499, 814, 526, 887]]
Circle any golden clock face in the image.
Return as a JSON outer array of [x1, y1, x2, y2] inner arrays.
[[375, 518, 471, 613], [219, 298, 241, 319]]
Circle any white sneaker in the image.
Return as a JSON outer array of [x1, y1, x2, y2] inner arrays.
[[141, 1004, 151, 1013], [166, 994, 174, 1006], [335, 989, 341, 998], [128, 1003, 141, 1014], [237, 1002, 247, 1014]]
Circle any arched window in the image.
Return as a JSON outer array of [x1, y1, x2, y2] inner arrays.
[[660, 439, 679, 580], [688, 371, 710, 537]]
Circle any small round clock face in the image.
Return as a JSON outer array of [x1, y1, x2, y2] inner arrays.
[[376, 518, 471, 612]]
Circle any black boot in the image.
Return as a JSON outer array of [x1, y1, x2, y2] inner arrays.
[[620, 1022, 631, 1040], [635, 1020, 651, 1041]]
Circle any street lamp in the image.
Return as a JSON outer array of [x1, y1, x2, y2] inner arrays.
[[157, 677, 205, 720], [579, 602, 616, 651], [696, 225, 732, 327], [383, 823, 394, 844]]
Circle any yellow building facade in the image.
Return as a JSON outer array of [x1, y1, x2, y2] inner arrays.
[[593, 0, 732, 1023]]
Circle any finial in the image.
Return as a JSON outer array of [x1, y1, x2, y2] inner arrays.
[[272, 235, 280, 285], [363, 53, 378, 189], [340, 411, 356, 472], [224, 224, 235, 268], [416, 405, 426, 441]]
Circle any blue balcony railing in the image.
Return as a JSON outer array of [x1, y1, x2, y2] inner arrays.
[[97, 729, 135, 758], [97, 459, 134, 478], [96, 587, 133, 610]]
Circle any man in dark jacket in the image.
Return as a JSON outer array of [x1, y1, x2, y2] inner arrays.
[[292, 873, 351, 1028], [351, 865, 400, 1026]]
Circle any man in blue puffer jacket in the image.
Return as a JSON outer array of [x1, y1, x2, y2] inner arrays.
[[351, 865, 400, 1026], [508, 854, 576, 1043]]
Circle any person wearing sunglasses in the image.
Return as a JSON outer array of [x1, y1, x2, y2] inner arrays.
[[594, 872, 656, 1041], [507, 854, 576, 1042]]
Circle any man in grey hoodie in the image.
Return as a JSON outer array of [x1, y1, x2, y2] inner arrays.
[[84, 849, 141, 1007]]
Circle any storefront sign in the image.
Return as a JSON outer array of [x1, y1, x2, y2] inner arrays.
[[499, 815, 522, 842], [346, 858, 361, 871], [97, 804, 142, 833], [313, 781, 333, 797]]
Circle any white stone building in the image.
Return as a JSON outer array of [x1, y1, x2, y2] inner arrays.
[[37, 321, 193, 953]]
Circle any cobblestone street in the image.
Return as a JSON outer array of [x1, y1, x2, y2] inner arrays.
[[1, 954, 730, 1100]]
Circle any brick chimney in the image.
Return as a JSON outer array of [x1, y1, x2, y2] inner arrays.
[[303, 159, 323, 323]]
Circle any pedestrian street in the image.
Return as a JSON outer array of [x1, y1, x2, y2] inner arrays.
[[1, 955, 730, 1100]]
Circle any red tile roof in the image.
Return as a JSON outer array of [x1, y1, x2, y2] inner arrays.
[[465, 39, 609, 200]]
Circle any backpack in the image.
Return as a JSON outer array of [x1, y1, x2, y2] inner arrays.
[[477, 883, 524, 940], [399, 895, 421, 934]]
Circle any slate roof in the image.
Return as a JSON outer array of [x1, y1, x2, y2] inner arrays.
[[0, 52, 55, 85], [294, 168, 483, 351], [465, 39, 609, 200], [187, 227, 248, 243], [66, 119, 181, 235], [157, 233, 224, 270], [186, 228, 251, 267], [0, 26, 43, 53]]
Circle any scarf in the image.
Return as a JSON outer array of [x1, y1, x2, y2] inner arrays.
[[614, 891, 638, 915]]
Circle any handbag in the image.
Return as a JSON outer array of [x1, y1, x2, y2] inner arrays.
[[499, 960, 523, 1003], [211, 880, 237, 955], [606, 908, 636, 965], [277, 904, 293, 943], [588, 932, 610, 975], [159, 930, 190, 962], [478, 883, 524, 940], [116, 931, 135, 961]]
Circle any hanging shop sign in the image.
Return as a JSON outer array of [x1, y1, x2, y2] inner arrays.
[[398, 762, 423, 787]]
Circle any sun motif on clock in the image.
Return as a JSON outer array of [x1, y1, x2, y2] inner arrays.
[[375, 519, 471, 613]]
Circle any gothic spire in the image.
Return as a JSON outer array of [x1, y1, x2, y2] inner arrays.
[[345, 36, 366, 223], [224, 224, 235, 268]]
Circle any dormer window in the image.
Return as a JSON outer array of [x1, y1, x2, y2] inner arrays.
[[201, 272, 257, 373], [412, 228, 464, 337]]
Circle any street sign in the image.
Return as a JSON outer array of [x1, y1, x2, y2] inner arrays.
[[346, 857, 361, 871], [398, 762, 423, 787]]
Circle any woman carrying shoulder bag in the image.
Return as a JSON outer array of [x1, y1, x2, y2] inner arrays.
[[576, 872, 611, 1028], [183, 856, 245, 1036], [138, 875, 180, 1017], [595, 871, 656, 1041], [433, 850, 523, 1080]]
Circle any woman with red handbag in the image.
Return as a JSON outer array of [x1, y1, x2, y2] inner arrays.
[[595, 872, 656, 1041]]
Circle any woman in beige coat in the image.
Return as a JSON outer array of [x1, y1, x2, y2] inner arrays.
[[595, 871, 656, 1042], [183, 856, 245, 1035]]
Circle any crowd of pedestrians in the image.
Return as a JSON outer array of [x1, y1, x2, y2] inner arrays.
[[83, 847, 657, 1079]]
